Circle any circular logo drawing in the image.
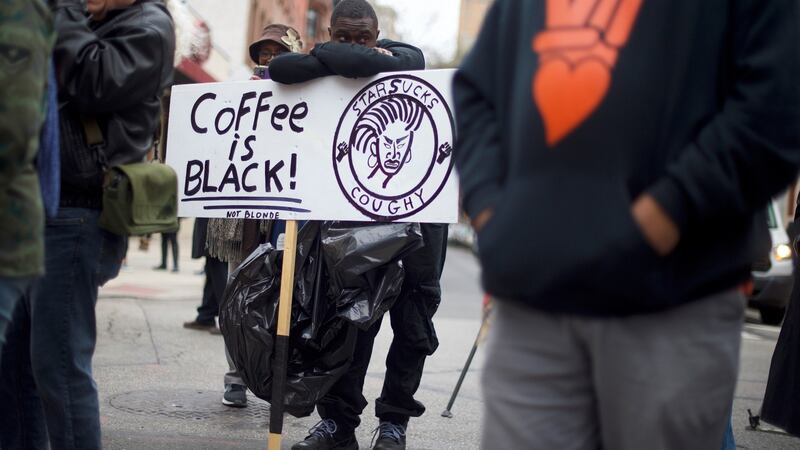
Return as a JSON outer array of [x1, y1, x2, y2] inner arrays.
[[333, 74, 455, 221]]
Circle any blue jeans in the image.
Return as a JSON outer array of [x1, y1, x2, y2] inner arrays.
[[0, 288, 47, 450], [0, 277, 36, 354], [0, 208, 126, 449]]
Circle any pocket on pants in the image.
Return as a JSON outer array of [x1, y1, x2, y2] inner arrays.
[[96, 232, 127, 286], [393, 285, 441, 355]]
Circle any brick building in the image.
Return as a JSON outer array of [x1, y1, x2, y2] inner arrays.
[[248, 0, 334, 59], [456, 0, 490, 61]]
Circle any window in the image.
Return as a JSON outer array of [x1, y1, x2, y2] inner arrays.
[[307, 9, 319, 42]]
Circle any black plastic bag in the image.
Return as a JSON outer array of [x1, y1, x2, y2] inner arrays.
[[219, 221, 422, 417], [322, 222, 422, 330]]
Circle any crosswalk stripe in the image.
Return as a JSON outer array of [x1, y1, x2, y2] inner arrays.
[[741, 331, 763, 341]]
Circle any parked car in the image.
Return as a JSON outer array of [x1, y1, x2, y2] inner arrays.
[[749, 201, 794, 325]]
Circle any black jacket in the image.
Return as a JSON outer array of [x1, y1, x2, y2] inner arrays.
[[269, 39, 425, 84], [454, 0, 800, 316], [54, 0, 174, 207]]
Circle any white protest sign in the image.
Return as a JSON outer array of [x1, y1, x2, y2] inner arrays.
[[165, 69, 459, 223]]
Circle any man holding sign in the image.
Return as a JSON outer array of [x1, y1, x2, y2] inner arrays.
[[270, 2, 446, 449]]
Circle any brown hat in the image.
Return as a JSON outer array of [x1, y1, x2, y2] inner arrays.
[[249, 24, 303, 63]]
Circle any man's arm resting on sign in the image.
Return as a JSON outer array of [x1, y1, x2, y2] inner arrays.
[[269, 52, 335, 84], [312, 40, 425, 78]]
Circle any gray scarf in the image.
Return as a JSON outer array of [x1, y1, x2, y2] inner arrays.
[[206, 218, 243, 263], [206, 218, 272, 263]]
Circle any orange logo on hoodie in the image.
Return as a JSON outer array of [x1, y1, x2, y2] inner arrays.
[[533, 0, 643, 147]]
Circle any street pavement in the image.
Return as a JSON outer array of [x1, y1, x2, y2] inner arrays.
[[96, 224, 800, 449]]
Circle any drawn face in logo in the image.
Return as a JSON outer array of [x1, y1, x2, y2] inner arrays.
[[375, 122, 414, 176], [333, 75, 455, 221], [355, 95, 425, 189]]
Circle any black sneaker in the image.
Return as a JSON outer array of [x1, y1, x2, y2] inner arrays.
[[291, 419, 358, 450], [221, 384, 247, 407], [372, 421, 406, 450]]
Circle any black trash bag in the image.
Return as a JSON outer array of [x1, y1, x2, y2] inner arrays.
[[322, 222, 424, 330], [219, 221, 423, 417]]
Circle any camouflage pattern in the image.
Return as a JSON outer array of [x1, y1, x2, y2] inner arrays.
[[0, 0, 53, 277]]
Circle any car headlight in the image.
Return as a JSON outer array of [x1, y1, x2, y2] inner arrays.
[[773, 243, 792, 262]]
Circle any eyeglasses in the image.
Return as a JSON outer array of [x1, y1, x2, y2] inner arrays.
[[259, 51, 288, 60]]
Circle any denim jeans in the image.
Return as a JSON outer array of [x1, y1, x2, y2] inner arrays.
[[0, 208, 126, 449], [0, 277, 36, 354], [0, 289, 47, 450]]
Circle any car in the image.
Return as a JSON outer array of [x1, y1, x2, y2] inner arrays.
[[749, 201, 795, 325]]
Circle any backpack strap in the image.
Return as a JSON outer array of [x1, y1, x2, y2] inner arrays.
[[82, 116, 104, 147], [81, 116, 109, 169]]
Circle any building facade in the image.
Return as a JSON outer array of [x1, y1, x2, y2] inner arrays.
[[248, 0, 334, 59], [456, 0, 490, 61]]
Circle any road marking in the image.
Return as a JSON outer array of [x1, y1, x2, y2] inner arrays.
[[741, 331, 763, 341], [745, 323, 782, 333]]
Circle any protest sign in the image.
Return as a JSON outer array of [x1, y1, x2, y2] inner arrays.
[[165, 69, 459, 223]]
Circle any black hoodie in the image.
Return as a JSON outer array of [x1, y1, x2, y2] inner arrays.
[[269, 39, 425, 84], [454, 0, 800, 316]]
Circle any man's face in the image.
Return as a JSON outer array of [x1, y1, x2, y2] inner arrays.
[[328, 17, 379, 47], [376, 122, 413, 176], [87, 0, 136, 20]]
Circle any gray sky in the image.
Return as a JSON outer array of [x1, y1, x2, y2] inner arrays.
[[375, 0, 461, 65]]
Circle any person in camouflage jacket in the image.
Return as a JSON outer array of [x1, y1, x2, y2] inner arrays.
[[0, 0, 53, 353]]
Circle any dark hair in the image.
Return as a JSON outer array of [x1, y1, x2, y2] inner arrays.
[[353, 96, 425, 156], [331, 0, 378, 28]]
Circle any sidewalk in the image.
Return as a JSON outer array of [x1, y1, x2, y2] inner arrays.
[[97, 223, 485, 449], [95, 223, 800, 449]]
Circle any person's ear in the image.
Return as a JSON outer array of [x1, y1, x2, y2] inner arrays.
[[368, 153, 378, 169]]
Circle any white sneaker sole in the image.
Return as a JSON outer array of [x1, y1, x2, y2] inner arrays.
[[221, 398, 247, 407]]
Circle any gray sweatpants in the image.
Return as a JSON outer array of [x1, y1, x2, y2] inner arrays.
[[481, 291, 744, 450]]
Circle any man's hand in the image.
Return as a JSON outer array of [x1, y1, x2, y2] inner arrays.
[[472, 208, 494, 232], [631, 194, 680, 256], [373, 47, 393, 56]]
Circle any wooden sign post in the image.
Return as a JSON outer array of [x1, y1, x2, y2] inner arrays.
[[268, 220, 299, 450]]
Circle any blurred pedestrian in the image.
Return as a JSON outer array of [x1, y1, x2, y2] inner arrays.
[[0, 2, 53, 446], [271, 2, 448, 449], [0, 0, 175, 448], [155, 229, 180, 272], [184, 218, 227, 332], [205, 22, 301, 409], [0, 0, 52, 357], [760, 191, 800, 437], [454, 1, 800, 449]]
